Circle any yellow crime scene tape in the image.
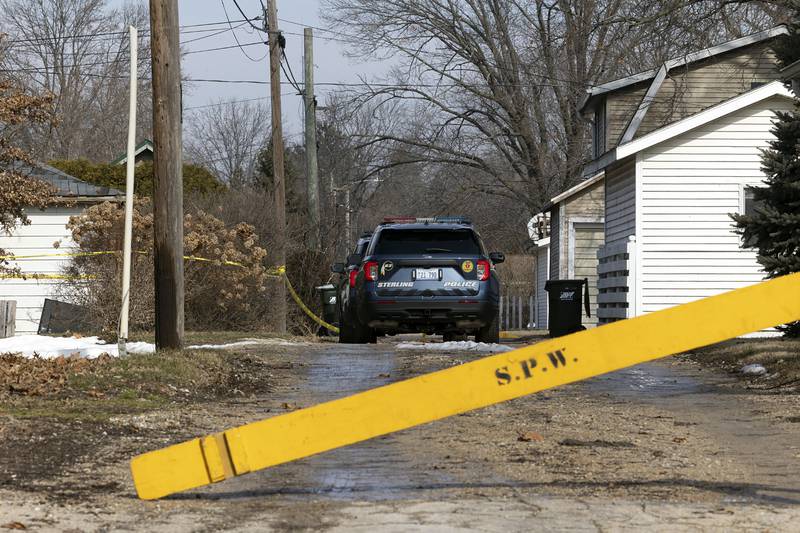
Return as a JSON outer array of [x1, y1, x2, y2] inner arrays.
[[275, 266, 340, 334], [130, 272, 800, 500], [0, 249, 339, 333]]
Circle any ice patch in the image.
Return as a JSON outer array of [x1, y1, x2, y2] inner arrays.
[[0, 335, 155, 359], [396, 340, 513, 353], [741, 363, 767, 376]]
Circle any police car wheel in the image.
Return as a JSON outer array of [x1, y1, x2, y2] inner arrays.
[[475, 313, 500, 344]]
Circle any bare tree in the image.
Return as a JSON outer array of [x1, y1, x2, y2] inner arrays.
[[324, 0, 785, 215], [184, 99, 270, 189], [0, 0, 151, 162]]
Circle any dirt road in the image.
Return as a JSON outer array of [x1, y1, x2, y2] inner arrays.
[[2, 338, 800, 531]]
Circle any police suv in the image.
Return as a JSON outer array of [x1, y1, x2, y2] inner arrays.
[[341, 216, 504, 344]]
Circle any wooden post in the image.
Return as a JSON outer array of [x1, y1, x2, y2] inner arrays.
[[267, 0, 287, 333], [0, 301, 15, 338], [149, 0, 184, 349], [304, 27, 320, 251], [499, 295, 504, 331]]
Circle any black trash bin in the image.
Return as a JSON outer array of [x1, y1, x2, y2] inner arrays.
[[544, 279, 590, 337], [315, 284, 340, 336]]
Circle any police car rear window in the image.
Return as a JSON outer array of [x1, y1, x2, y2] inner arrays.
[[374, 229, 481, 255]]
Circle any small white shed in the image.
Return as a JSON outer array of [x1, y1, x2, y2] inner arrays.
[[590, 81, 795, 324], [0, 163, 121, 335]]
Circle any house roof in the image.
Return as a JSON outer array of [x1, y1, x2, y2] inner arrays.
[[781, 58, 800, 80], [580, 25, 788, 113], [549, 172, 604, 206], [11, 161, 123, 199], [110, 138, 154, 165], [584, 81, 794, 176]]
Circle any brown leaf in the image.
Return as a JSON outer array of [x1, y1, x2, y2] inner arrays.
[[517, 431, 544, 442], [673, 437, 687, 443], [2, 522, 27, 530]]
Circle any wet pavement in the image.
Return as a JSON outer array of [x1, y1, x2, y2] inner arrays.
[[201, 343, 462, 501], [194, 342, 800, 506]]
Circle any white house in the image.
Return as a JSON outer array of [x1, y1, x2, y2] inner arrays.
[[589, 81, 795, 324], [531, 173, 605, 330], [0, 163, 121, 335], [529, 28, 793, 332]]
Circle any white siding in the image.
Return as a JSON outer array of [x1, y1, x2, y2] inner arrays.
[[535, 243, 549, 329], [638, 95, 793, 314], [0, 207, 84, 334], [604, 157, 636, 244]]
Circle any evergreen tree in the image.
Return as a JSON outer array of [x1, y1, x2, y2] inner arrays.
[[732, 21, 800, 337]]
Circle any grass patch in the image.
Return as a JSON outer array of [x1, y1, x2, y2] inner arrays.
[[0, 348, 270, 421], [128, 330, 309, 346], [686, 337, 800, 386]]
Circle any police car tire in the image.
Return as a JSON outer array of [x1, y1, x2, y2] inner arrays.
[[475, 313, 500, 344], [339, 320, 356, 343]]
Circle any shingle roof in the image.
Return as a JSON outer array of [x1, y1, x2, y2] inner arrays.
[[10, 161, 123, 198], [110, 138, 154, 165]]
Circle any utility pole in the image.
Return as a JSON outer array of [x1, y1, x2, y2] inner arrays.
[[149, 0, 184, 349], [266, 0, 287, 333], [303, 27, 320, 251]]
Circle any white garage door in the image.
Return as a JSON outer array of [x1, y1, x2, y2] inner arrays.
[[572, 223, 604, 327]]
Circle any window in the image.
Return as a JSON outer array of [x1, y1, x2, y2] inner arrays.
[[374, 229, 482, 255], [592, 99, 607, 159], [741, 186, 765, 247], [744, 187, 760, 217]]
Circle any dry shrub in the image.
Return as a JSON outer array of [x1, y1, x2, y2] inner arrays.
[[59, 198, 272, 335], [189, 187, 341, 334], [0, 79, 57, 272]]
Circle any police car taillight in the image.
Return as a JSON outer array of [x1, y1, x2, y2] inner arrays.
[[364, 261, 379, 281], [477, 260, 490, 281]]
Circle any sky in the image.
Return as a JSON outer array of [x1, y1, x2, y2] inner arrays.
[[169, 0, 387, 140]]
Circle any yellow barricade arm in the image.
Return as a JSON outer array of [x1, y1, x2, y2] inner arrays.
[[131, 273, 800, 500]]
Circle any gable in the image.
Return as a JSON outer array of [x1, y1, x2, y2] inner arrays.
[[634, 41, 781, 139], [587, 81, 794, 175], [586, 27, 787, 153]]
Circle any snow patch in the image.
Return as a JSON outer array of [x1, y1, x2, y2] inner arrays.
[[396, 341, 513, 353], [188, 338, 306, 350], [0, 335, 308, 359], [741, 363, 768, 376], [0, 335, 154, 359]]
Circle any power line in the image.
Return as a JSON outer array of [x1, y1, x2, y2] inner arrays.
[[280, 49, 303, 93], [184, 94, 294, 111], [0, 38, 273, 72], [1, 18, 260, 48], [277, 17, 338, 36], [184, 39, 267, 56], [231, 0, 264, 32], [219, 0, 268, 62], [181, 20, 249, 44]]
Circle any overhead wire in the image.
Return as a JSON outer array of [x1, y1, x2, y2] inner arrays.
[[231, 0, 265, 32], [1, 19, 260, 47], [219, 0, 268, 62]]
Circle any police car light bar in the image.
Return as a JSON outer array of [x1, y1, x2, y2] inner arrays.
[[381, 216, 472, 225]]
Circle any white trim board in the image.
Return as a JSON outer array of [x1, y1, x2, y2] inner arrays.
[[549, 172, 604, 205], [584, 81, 794, 175]]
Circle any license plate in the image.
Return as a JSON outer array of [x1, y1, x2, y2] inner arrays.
[[415, 268, 440, 281]]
